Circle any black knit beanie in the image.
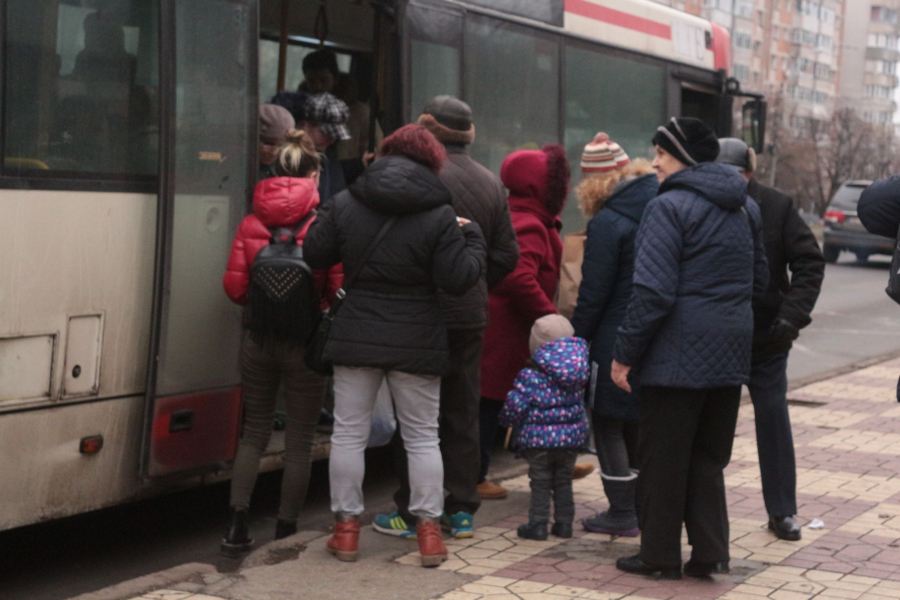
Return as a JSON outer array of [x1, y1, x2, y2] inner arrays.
[[651, 117, 720, 166]]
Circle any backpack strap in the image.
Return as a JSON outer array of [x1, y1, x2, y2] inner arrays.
[[328, 216, 398, 313], [292, 210, 318, 237]]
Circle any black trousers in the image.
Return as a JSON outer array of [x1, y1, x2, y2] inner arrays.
[[638, 385, 741, 568], [394, 329, 484, 521], [524, 449, 578, 523], [748, 351, 797, 518], [478, 398, 504, 483]]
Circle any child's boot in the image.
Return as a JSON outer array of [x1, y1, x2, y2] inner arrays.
[[326, 514, 360, 562], [551, 522, 573, 538], [582, 477, 640, 536], [517, 521, 549, 541], [417, 518, 448, 567]]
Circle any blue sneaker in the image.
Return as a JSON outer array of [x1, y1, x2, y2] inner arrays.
[[372, 512, 417, 539], [442, 511, 475, 538]]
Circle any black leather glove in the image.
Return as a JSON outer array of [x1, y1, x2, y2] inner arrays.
[[769, 318, 800, 344]]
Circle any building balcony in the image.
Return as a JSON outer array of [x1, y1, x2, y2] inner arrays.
[[866, 47, 900, 62]]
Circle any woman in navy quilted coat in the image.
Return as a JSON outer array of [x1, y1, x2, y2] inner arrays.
[[571, 133, 658, 538], [611, 118, 768, 580]]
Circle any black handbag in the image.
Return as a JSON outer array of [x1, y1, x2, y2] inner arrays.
[[305, 216, 398, 375]]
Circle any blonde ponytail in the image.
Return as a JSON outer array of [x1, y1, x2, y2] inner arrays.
[[276, 128, 321, 178]]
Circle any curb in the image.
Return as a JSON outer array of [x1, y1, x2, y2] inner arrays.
[[787, 347, 900, 391], [65, 562, 216, 600]]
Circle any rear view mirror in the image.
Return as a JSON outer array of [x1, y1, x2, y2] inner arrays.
[[741, 99, 767, 154]]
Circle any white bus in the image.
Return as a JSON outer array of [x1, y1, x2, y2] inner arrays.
[[0, 0, 760, 531]]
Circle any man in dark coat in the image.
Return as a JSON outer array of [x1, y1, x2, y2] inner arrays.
[[717, 139, 825, 542], [374, 96, 520, 539], [858, 175, 900, 238]]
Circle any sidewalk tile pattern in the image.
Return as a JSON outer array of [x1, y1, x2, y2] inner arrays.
[[398, 358, 900, 599]]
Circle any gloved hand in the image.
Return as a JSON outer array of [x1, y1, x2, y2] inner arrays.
[[769, 318, 800, 344]]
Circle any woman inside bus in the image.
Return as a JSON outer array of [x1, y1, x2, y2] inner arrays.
[[570, 133, 658, 538], [478, 144, 570, 501], [303, 124, 486, 567], [221, 129, 342, 557], [611, 117, 768, 579]]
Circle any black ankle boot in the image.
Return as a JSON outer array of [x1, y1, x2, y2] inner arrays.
[[221, 508, 254, 557], [616, 554, 682, 580], [551, 522, 573, 538], [517, 521, 548, 541], [275, 519, 298, 540], [684, 559, 730, 578]]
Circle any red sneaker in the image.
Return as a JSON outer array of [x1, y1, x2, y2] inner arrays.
[[326, 517, 360, 562], [417, 519, 448, 568]]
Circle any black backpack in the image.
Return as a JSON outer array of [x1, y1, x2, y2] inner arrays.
[[247, 212, 319, 345]]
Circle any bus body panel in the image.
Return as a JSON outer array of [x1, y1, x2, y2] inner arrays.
[[0, 395, 145, 530], [563, 0, 715, 70], [0, 190, 157, 410]]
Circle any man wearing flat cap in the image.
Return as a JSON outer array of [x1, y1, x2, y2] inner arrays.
[[717, 138, 824, 542]]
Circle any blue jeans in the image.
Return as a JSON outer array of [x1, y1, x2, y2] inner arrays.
[[748, 351, 797, 518]]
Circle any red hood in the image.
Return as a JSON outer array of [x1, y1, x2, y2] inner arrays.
[[509, 194, 562, 230], [252, 177, 320, 227]]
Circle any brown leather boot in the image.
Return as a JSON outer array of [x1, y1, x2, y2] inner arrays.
[[326, 515, 360, 562], [573, 463, 595, 480], [417, 519, 448, 568], [477, 480, 508, 500]]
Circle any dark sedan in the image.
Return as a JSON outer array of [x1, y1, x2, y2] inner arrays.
[[823, 180, 893, 263]]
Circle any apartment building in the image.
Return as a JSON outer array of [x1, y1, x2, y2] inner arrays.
[[839, 1, 900, 126]]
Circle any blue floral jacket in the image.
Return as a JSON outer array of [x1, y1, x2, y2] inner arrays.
[[499, 337, 590, 450]]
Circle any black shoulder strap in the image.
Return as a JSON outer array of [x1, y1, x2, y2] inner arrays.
[[341, 216, 398, 293], [292, 210, 318, 236]]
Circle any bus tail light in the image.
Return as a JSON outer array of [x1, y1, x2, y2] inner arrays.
[[80, 435, 104, 455], [824, 210, 846, 224]]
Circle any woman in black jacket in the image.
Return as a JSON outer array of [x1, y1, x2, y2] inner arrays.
[[304, 124, 486, 567], [570, 133, 658, 537]]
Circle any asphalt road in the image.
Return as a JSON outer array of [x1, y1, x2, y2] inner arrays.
[[3, 252, 900, 600]]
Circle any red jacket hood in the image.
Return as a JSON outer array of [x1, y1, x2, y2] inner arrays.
[[252, 177, 320, 227]]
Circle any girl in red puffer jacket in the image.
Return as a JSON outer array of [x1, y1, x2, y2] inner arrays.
[[220, 129, 342, 557]]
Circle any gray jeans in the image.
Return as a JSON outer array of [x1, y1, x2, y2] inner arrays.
[[230, 335, 327, 521], [524, 449, 578, 524], [330, 366, 443, 519]]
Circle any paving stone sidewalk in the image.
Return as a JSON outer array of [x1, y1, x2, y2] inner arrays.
[[121, 358, 900, 600]]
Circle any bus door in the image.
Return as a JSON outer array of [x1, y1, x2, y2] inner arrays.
[[680, 82, 733, 138], [142, 0, 258, 478]]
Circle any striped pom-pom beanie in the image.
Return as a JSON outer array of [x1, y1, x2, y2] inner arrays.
[[581, 132, 630, 174]]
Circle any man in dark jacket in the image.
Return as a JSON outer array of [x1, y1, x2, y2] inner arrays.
[[858, 175, 900, 238], [717, 139, 825, 541], [374, 96, 520, 539]]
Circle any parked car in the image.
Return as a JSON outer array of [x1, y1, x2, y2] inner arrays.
[[823, 180, 892, 263]]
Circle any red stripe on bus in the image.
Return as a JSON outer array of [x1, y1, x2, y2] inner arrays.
[[566, 0, 672, 40]]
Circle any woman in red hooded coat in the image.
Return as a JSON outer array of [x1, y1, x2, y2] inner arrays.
[[478, 144, 570, 499], [221, 129, 342, 556]]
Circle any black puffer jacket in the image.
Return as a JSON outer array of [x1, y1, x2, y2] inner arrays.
[[438, 145, 520, 329], [304, 155, 487, 375], [748, 179, 825, 359]]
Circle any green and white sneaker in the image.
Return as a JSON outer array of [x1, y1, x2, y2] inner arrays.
[[373, 512, 417, 539], [442, 511, 475, 538]]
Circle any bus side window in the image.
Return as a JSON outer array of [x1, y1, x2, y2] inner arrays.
[[464, 15, 560, 176], [2, 0, 159, 179]]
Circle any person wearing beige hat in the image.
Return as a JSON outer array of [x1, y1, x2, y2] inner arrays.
[[259, 104, 296, 181], [570, 132, 658, 537]]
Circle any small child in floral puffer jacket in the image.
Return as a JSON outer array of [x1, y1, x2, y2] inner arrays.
[[500, 314, 590, 541]]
